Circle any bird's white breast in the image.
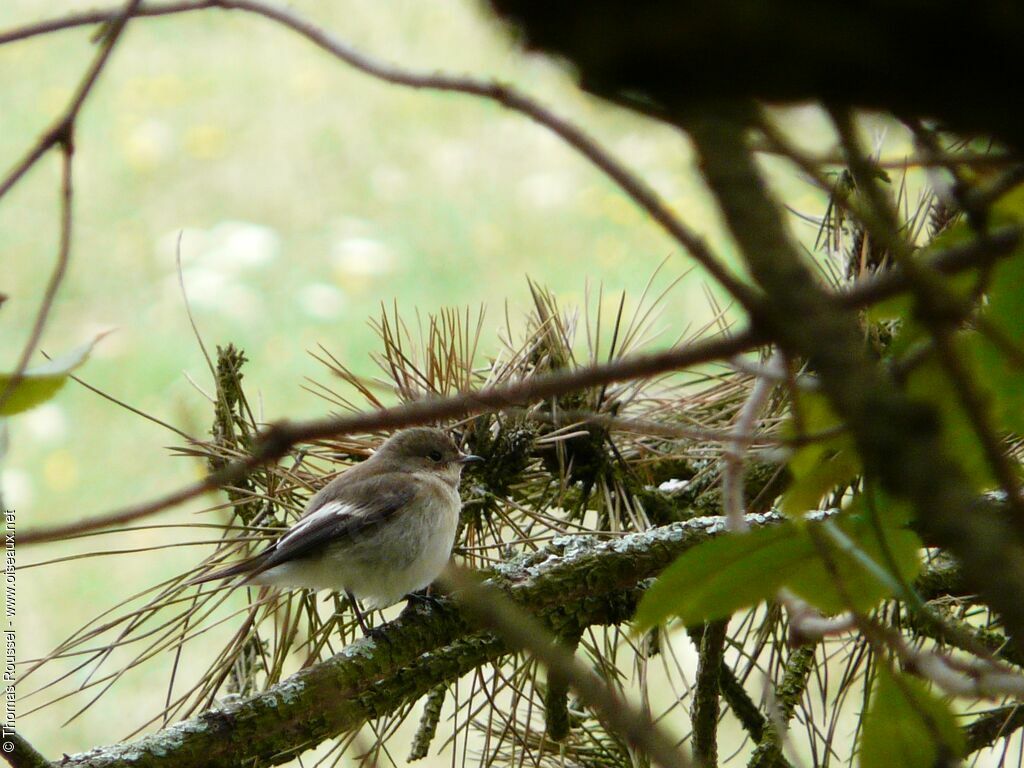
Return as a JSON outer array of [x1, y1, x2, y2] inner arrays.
[[251, 474, 460, 609]]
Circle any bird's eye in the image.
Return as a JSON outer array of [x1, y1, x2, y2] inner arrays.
[[428, 449, 443, 462]]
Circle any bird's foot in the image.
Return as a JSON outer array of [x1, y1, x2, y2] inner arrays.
[[363, 623, 392, 645], [400, 589, 444, 617]]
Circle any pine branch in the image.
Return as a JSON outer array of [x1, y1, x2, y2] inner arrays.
[[20, 329, 758, 546], [692, 619, 729, 767], [53, 514, 780, 768]]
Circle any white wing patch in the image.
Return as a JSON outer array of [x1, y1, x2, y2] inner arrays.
[[275, 499, 362, 550]]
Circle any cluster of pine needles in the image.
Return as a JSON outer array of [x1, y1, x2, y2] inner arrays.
[[19, 130, 1024, 767]]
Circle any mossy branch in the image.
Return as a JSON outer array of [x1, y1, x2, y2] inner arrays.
[[691, 619, 729, 767], [747, 646, 814, 768], [52, 514, 776, 768]]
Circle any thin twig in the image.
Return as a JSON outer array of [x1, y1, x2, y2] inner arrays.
[[441, 565, 693, 768], [19, 328, 760, 545], [0, 0, 143, 413], [0, 0, 758, 310], [0, 0, 142, 200], [0, 142, 73, 411]]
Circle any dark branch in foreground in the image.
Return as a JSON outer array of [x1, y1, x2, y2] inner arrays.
[[19, 329, 760, 545], [487, 0, 1024, 151], [0, 0, 141, 412], [1, 730, 50, 768], [683, 108, 1024, 655]]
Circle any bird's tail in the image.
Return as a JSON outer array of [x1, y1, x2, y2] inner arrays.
[[185, 555, 265, 587]]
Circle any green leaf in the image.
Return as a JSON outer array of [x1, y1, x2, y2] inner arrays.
[[780, 448, 860, 516], [634, 523, 813, 629], [971, 250, 1024, 435], [786, 512, 922, 614], [0, 332, 109, 416], [905, 350, 994, 490], [780, 390, 861, 516], [636, 513, 921, 628], [859, 668, 963, 768]]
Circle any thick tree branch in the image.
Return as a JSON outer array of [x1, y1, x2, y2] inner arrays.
[[683, 107, 1024, 656], [691, 619, 729, 766], [50, 513, 776, 768]]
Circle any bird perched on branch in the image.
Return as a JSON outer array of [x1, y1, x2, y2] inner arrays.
[[190, 427, 482, 634]]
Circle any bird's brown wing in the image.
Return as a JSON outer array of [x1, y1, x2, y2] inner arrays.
[[190, 473, 417, 585]]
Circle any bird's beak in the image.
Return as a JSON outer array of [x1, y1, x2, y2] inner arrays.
[[457, 453, 484, 464]]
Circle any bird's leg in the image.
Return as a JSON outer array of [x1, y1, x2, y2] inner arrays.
[[345, 590, 373, 637]]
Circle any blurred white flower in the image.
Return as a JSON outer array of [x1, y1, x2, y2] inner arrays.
[[21, 404, 68, 443], [371, 165, 409, 202], [1, 468, 33, 508], [157, 221, 280, 272], [298, 283, 346, 320], [126, 118, 173, 170], [332, 237, 394, 276], [518, 172, 569, 209], [430, 141, 472, 184], [169, 266, 260, 319], [203, 221, 279, 271], [157, 221, 277, 320]]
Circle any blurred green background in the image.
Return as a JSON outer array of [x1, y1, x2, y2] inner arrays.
[[1, 0, 869, 759]]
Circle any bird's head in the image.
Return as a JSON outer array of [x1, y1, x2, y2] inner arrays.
[[374, 427, 483, 485]]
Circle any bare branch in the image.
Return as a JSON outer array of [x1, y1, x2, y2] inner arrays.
[[19, 328, 760, 545], [0, 143, 73, 412], [0, 0, 142, 200], [442, 565, 694, 768], [0, 0, 758, 310], [0, 0, 143, 415]]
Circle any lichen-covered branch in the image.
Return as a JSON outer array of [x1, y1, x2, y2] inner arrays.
[[747, 646, 814, 768], [407, 685, 446, 762], [692, 619, 729, 767], [55, 513, 777, 768]]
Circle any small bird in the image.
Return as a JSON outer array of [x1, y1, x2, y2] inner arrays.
[[191, 427, 482, 632]]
